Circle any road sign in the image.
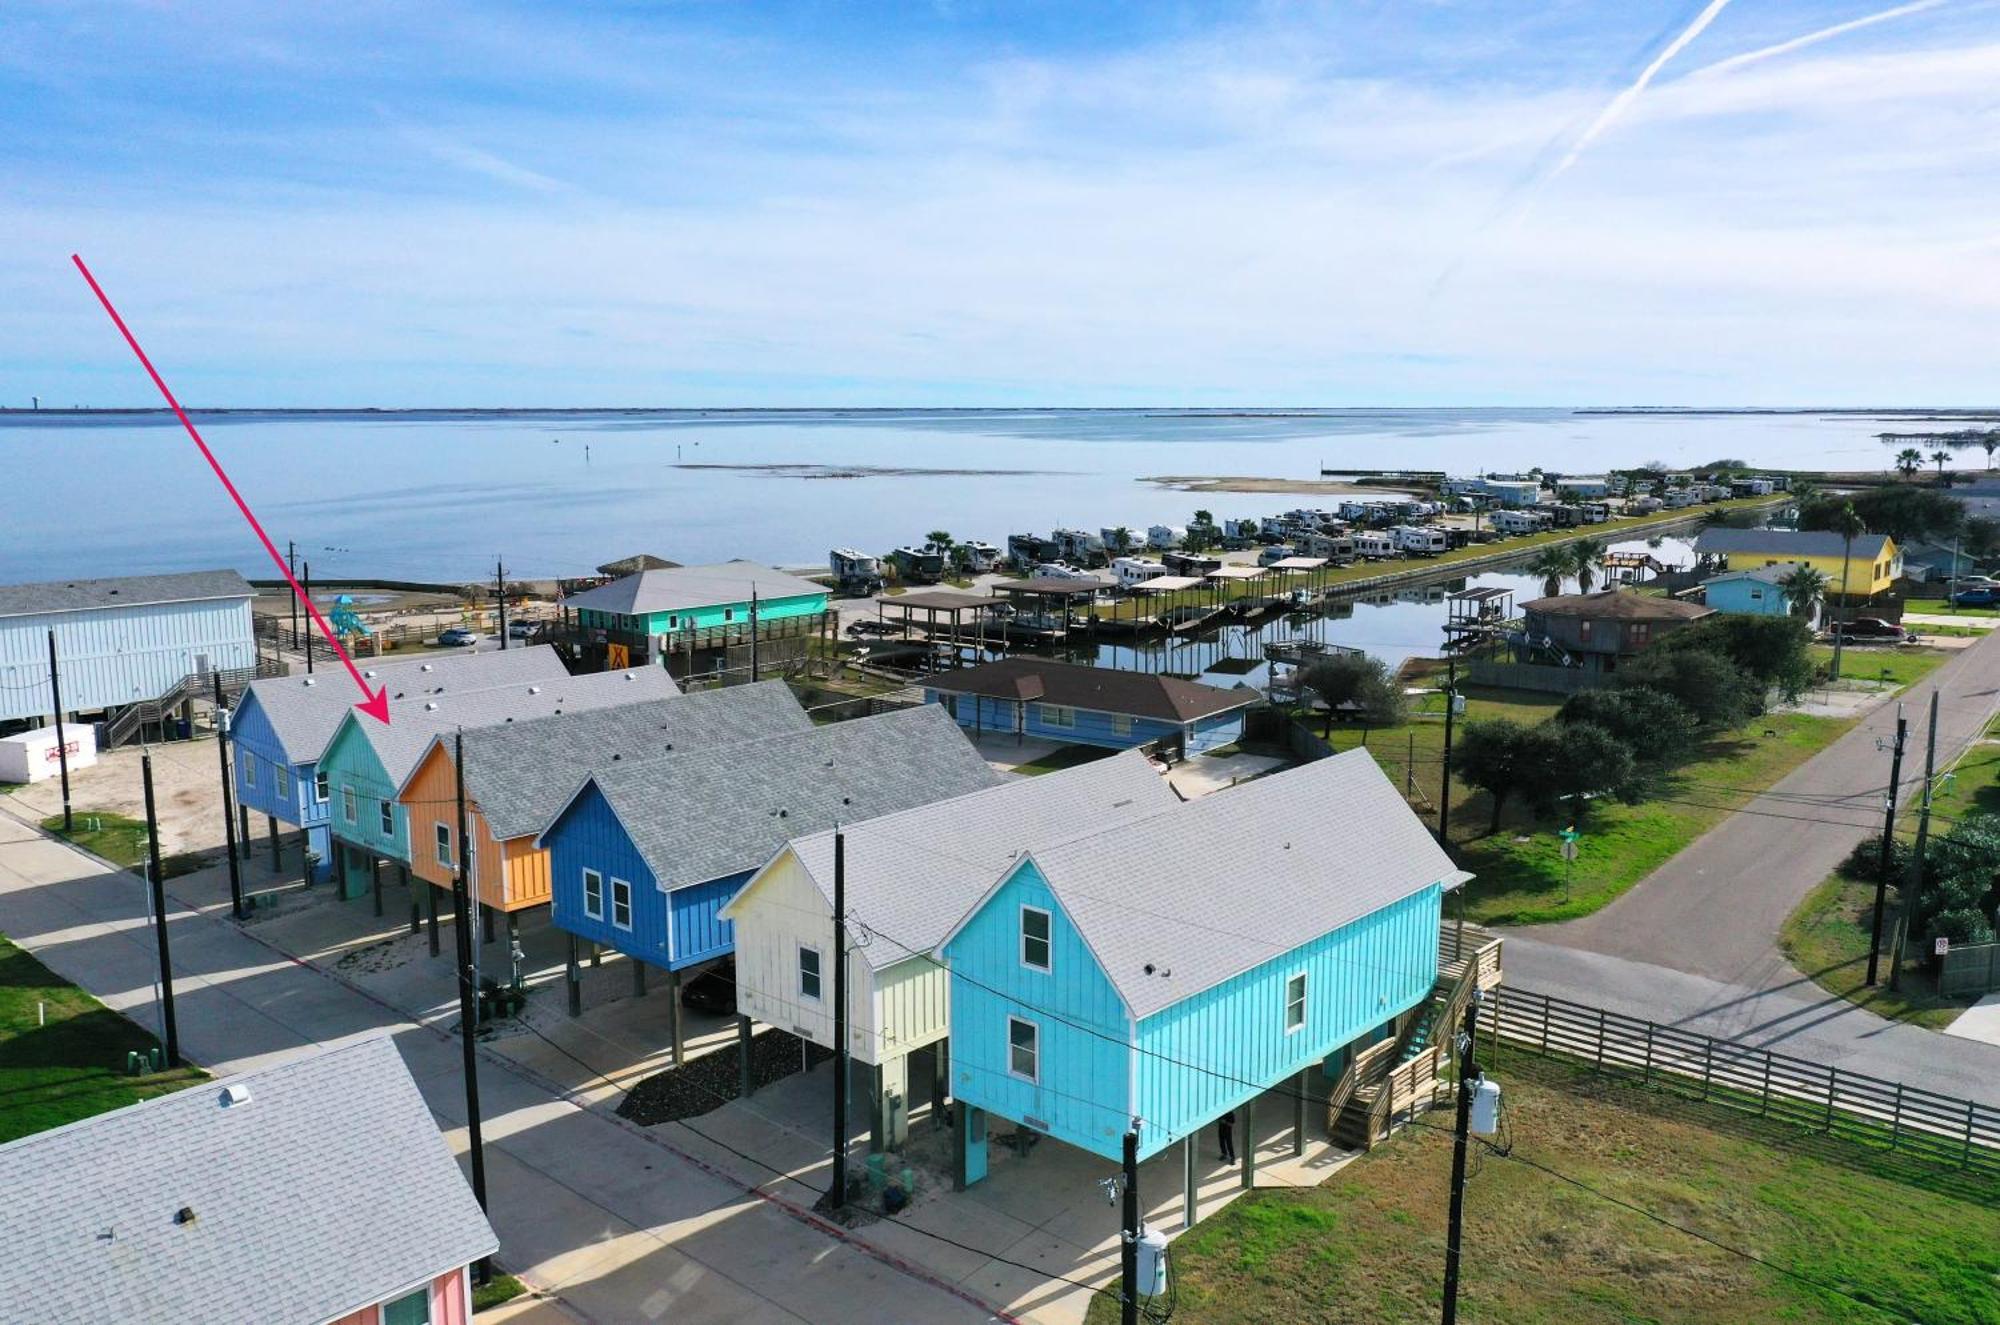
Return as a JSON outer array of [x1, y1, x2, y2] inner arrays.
[[1561, 839, 1579, 862], [1936, 936, 1951, 957]]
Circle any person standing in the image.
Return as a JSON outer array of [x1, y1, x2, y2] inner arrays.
[[1218, 1109, 1237, 1164]]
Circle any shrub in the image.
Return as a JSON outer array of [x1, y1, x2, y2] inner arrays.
[[1525, 721, 1638, 819], [1300, 654, 1406, 734], [1654, 614, 1815, 702], [1557, 687, 1698, 763], [1841, 833, 1909, 884], [1929, 908, 1996, 950], [1617, 649, 1764, 728]]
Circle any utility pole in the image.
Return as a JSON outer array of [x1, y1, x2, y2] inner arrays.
[[451, 730, 491, 1282], [302, 561, 314, 674], [214, 673, 245, 920], [1120, 1127, 1141, 1325], [495, 556, 508, 650], [749, 585, 760, 682], [45, 630, 72, 833], [141, 752, 180, 1067], [829, 828, 849, 1210], [287, 540, 299, 648], [1890, 691, 1939, 992], [1438, 655, 1457, 847], [1440, 991, 1483, 1325], [1866, 702, 1907, 987]]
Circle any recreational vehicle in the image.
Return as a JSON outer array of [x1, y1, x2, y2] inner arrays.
[[828, 548, 884, 596], [1221, 518, 1262, 544], [1488, 509, 1542, 535], [1161, 550, 1222, 576], [1053, 528, 1108, 567], [1006, 532, 1061, 570], [1301, 530, 1354, 561], [1256, 545, 1296, 567], [1353, 531, 1397, 559], [1113, 557, 1170, 589], [960, 541, 1001, 573], [890, 545, 944, 584], [1148, 524, 1189, 550], [1393, 525, 1449, 556]]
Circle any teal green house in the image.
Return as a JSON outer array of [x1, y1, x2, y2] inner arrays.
[[566, 561, 830, 638]]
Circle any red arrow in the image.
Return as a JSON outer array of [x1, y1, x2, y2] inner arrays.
[[72, 255, 391, 725]]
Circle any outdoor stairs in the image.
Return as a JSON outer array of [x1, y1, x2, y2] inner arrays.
[[103, 660, 286, 748], [1328, 926, 1504, 1151]]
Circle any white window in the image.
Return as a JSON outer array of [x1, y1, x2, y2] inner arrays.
[[1008, 1016, 1039, 1083], [1037, 704, 1076, 730], [378, 799, 395, 836], [582, 869, 604, 920], [241, 756, 256, 788], [314, 770, 329, 803], [1285, 972, 1308, 1033], [273, 765, 290, 800], [435, 822, 453, 868], [798, 944, 823, 1000], [611, 877, 633, 930], [1020, 906, 1051, 972], [1109, 713, 1134, 738], [342, 786, 357, 824]]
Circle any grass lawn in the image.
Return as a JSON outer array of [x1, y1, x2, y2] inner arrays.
[[472, 1274, 527, 1312], [41, 813, 208, 878], [0, 933, 202, 1143], [1806, 643, 1951, 690], [1010, 745, 1119, 776], [1085, 1053, 2000, 1325]]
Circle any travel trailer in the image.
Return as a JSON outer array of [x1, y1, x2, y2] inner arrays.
[[1007, 532, 1061, 569], [1353, 531, 1397, 559], [1393, 525, 1449, 556], [1162, 550, 1223, 576], [1302, 530, 1355, 561], [1221, 518, 1262, 544], [1053, 528, 1108, 566], [828, 548, 884, 596], [1113, 556, 1170, 588], [1488, 509, 1542, 535], [1147, 524, 1188, 550], [960, 540, 1001, 573]]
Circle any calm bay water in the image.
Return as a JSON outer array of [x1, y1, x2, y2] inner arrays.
[[0, 407, 1867, 583]]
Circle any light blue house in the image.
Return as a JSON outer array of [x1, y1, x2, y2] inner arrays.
[[0, 569, 254, 728], [922, 658, 1256, 757], [534, 704, 998, 1040], [229, 646, 572, 878], [938, 749, 1465, 1188], [1702, 563, 1814, 624]]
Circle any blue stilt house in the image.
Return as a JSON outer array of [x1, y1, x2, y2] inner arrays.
[[229, 646, 572, 880], [922, 657, 1256, 757], [937, 749, 1470, 1187], [535, 704, 998, 1014]]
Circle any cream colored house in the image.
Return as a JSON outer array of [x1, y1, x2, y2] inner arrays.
[[719, 749, 1176, 1145]]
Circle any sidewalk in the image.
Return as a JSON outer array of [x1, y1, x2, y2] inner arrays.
[[0, 803, 993, 1325]]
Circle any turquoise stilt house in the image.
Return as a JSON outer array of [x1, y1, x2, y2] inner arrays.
[[937, 749, 1471, 1190]]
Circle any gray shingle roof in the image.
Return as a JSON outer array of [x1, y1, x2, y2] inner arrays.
[[234, 645, 574, 763], [0, 568, 254, 620], [456, 681, 811, 840], [355, 665, 683, 790], [924, 658, 1258, 723], [564, 561, 827, 616], [1011, 750, 1464, 1020], [0, 1037, 495, 1324], [1694, 527, 1891, 560], [560, 704, 1001, 893], [748, 750, 1179, 971], [1704, 562, 1805, 587]]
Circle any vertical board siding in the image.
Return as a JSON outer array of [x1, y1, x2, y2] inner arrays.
[[321, 722, 411, 864], [943, 861, 1132, 1160], [1184, 712, 1245, 755], [875, 956, 949, 1059], [924, 692, 1200, 752], [667, 871, 751, 970], [399, 748, 520, 911], [502, 836, 552, 908], [578, 589, 828, 636], [727, 851, 879, 1060], [227, 696, 295, 825], [0, 596, 255, 723], [431, 1268, 469, 1325], [542, 782, 671, 968], [1135, 885, 1441, 1156]]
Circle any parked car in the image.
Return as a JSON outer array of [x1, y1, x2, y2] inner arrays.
[[679, 957, 736, 1015], [437, 627, 482, 646], [1831, 617, 1915, 642], [506, 620, 537, 640], [1952, 587, 2000, 607]]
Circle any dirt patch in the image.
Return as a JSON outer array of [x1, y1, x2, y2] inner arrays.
[[618, 1028, 834, 1125]]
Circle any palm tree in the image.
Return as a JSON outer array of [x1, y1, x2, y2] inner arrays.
[[1777, 564, 1828, 624], [1829, 501, 1865, 679], [1984, 434, 1999, 470], [1895, 447, 1924, 477], [1569, 536, 1607, 593], [927, 529, 954, 553], [1932, 449, 1953, 477], [1527, 546, 1573, 598], [1108, 526, 1135, 556]]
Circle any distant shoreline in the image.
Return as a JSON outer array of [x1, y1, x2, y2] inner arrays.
[[4, 404, 1995, 420]]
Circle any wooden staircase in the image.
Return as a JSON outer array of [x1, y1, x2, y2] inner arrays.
[[1328, 926, 1503, 1150], [102, 660, 285, 748]]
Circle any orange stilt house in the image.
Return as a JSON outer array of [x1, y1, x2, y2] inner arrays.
[[399, 680, 811, 941]]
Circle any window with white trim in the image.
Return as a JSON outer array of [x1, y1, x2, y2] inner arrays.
[[798, 944, 823, 1000], [435, 822, 453, 868], [378, 799, 395, 836], [611, 877, 633, 930], [1020, 905, 1051, 972], [342, 785, 357, 824], [1008, 1017, 1039, 1082], [1109, 713, 1133, 738], [241, 756, 256, 788], [582, 869, 604, 920], [314, 770, 329, 803], [382, 1286, 431, 1325], [1036, 704, 1076, 730], [1285, 972, 1308, 1033], [273, 765, 290, 800]]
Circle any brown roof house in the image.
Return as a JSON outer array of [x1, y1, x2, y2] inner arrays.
[[1519, 589, 1713, 672], [921, 656, 1258, 757]]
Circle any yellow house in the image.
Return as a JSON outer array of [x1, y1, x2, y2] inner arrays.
[[1693, 528, 1900, 597]]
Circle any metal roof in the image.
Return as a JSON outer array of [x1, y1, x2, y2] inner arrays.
[[1206, 565, 1267, 580], [563, 561, 827, 616], [555, 703, 1001, 893], [992, 577, 1112, 596], [879, 590, 1002, 612], [748, 750, 1178, 971], [0, 569, 254, 620], [1011, 750, 1465, 1019], [1694, 527, 1892, 561], [1266, 557, 1329, 571], [1132, 575, 1204, 591], [924, 658, 1259, 723], [0, 1037, 496, 1324], [454, 681, 810, 840], [233, 645, 572, 763]]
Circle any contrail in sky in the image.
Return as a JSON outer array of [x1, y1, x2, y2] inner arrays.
[[1686, 0, 1945, 79], [1550, 0, 1735, 179]]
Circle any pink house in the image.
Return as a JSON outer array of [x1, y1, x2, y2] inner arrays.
[[0, 1036, 498, 1324]]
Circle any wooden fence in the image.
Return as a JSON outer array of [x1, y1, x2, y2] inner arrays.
[[1940, 942, 2000, 998], [1487, 985, 2000, 1175], [1464, 660, 1616, 695]]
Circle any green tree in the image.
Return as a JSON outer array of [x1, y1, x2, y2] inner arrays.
[[1798, 486, 1961, 545], [1526, 546, 1573, 598], [1455, 718, 1537, 835], [1965, 516, 2000, 561], [1618, 648, 1763, 727], [1108, 526, 1136, 556], [1557, 687, 1698, 763], [1532, 721, 1638, 819], [1299, 654, 1406, 736], [1655, 614, 1815, 702], [1777, 564, 1828, 622], [1985, 435, 1999, 470], [1932, 449, 1954, 477], [1569, 537, 1606, 593], [1895, 447, 1924, 477]]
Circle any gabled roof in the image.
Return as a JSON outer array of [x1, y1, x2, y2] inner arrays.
[[923, 658, 1258, 724], [451, 681, 810, 840], [1521, 589, 1713, 622], [337, 666, 682, 790], [235, 645, 572, 763], [981, 751, 1464, 1020], [0, 1037, 495, 1323], [735, 750, 1177, 971], [0, 568, 254, 620], [547, 704, 1000, 893], [564, 561, 827, 616], [1704, 562, 1805, 587], [1694, 527, 1892, 561]]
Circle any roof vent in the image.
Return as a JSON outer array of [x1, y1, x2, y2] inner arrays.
[[528, 686, 541, 695], [425, 702, 439, 711], [174, 1207, 196, 1226], [218, 1083, 252, 1108], [421, 663, 434, 672], [302, 677, 315, 687]]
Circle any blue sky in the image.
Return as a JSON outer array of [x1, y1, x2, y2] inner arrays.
[[3, 0, 1996, 406]]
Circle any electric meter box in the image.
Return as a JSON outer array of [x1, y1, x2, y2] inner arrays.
[[1470, 1077, 1502, 1137], [1137, 1226, 1169, 1297]]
